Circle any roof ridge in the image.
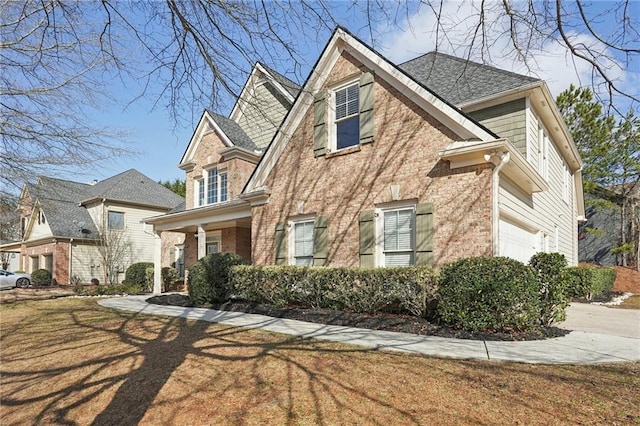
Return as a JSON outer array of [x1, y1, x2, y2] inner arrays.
[[258, 62, 301, 89], [401, 51, 540, 82]]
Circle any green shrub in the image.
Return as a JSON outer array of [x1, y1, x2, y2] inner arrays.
[[188, 253, 250, 306], [437, 257, 540, 333], [566, 266, 617, 299], [73, 283, 143, 296], [529, 252, 570, 326], [125, 262, 154, 285], [162, 267, 179, 292], [31, 269, 52, 286], [230, 265, 439, 317], [145, 267, 154, 292]]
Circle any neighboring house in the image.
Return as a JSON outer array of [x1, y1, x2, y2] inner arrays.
[[579, 185, 639, 265], [1, 169, 184, 285], [145, 27, 584, 293]]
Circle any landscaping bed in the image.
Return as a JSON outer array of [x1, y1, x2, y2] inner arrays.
[[147, 294, 569, 341]]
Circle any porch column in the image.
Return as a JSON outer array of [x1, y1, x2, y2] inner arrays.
[[153, 231, 162, 294], [197, 225, 206, 259]]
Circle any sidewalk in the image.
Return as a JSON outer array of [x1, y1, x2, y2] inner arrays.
[[98, 295, 640, 365]]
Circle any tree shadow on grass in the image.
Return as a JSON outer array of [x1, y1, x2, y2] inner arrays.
[[0, 299, 422, 425]]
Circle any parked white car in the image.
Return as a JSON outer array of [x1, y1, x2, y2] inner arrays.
[[0, 270, 31, 289]]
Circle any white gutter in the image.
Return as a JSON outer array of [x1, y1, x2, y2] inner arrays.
[[487, 151, 511, 255]]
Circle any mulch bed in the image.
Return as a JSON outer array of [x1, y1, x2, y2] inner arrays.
[[147, 294, 569, 341]]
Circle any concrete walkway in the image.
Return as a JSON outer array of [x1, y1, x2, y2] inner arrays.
[[98, 295, 640, 365]]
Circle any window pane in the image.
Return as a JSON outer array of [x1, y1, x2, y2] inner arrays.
[[295, 256, 313, 266], [208, 168, 218, 204], [336, 116, 360, 150], [335, 84, 359, 120], [197, 178, 204, 206], [294, 221, 314, 258], [385, 252, 414, 267], [220, 173, 227, 202], [108, 211, 124, 230]]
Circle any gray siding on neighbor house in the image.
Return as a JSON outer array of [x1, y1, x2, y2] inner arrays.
[[469, 98, 527, 157]]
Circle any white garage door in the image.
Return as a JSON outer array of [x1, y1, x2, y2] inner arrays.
[[499, 219, 537, 264]]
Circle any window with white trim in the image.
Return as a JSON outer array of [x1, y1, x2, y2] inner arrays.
[[195, 177, 205, 207], [206, 235, 220, 255], [331, 82, 359, 150], [382, 207, 415, 267], [290, 219, 314, 266], [108, 211, 125, 230], [207, 167, 227, 205]]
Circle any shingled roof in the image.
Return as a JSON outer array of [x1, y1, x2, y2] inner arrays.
[[208, 112, 259, 151], [260, 63, 301, 98], [27, 170, 184, 239], [399, 52, 540, 106]]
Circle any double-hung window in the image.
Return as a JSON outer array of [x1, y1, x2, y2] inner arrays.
[[292, 219, 314, 266], [207, 167, 227, 204], [333, 83, 360, 150], [382, 207, 415, 266]]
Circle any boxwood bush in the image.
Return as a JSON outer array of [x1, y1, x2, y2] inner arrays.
[[529, 252, 570, 326], [566, 266, 617, 299], [230, 266, 439, 317], [31, 269, 52, 286], [125, 262, 154, 285], [188, 253, 250, 306], [437, 257, 540, 333]]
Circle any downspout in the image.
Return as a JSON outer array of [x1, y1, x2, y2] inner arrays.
[[486, 151, 511, 255]]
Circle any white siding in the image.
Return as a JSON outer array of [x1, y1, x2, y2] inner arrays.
[[29, 212, 52, 240], [498, 104, 577, 265], [70, 243, 102, 284]]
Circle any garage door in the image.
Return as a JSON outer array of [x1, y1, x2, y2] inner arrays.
[[499, 219, 537, 264]]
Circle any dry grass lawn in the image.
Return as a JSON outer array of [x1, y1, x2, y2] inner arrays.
[[1, 298, 638, 425]]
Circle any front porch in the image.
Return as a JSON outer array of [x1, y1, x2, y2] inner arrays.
[[145, 200, 252, 294]]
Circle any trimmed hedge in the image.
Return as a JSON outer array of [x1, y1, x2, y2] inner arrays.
[[529, 252, 570, 326], [31, 269, 52, 286], [437, 257, 540, 333], [230, 266, 439, 317], [188, 253, 250, 306], [73, 283, 143, 296], [125, 262, 154, 285], [566, 266, 617, 299]]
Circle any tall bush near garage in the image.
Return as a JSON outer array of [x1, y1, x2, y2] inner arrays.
[[437, 257, 540, 333], [188, 253, 250, 306], [529, 252, 570, 326]]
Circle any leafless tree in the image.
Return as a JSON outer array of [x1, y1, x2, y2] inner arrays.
[[0, 0, 131, 200], [2, 0, 638, 202], [95, 222, 133, 285]]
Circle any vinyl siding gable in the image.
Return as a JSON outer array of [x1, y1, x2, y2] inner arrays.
[[469, 98, 527, 157], [237, 82, 291, 149]]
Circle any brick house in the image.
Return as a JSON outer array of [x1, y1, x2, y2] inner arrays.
[[145, 27, 584, 293], [1, 169, 184, 285]]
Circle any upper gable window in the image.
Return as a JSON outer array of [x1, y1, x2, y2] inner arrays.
[[195, 178, 205, 207], [332, 82, 360, 150], [108, 211, 125, 230], [206, 167, 227, 205]]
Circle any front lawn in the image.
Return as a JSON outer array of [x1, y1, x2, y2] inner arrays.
[[1, 298, 638, 425]]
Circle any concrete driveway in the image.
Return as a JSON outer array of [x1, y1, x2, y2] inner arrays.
[[559, 303, 640, 339]]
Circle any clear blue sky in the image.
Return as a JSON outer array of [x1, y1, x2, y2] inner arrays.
[[85, 1, 639, 186]]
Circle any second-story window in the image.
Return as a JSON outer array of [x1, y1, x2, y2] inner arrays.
[[108, 211, 125, 230], [206, 167, 227, 205], [333, 82, 360, 150], [197, 178, 205, 207]]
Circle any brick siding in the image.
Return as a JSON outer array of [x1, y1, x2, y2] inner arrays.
[[251, 52, 493, 269]]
